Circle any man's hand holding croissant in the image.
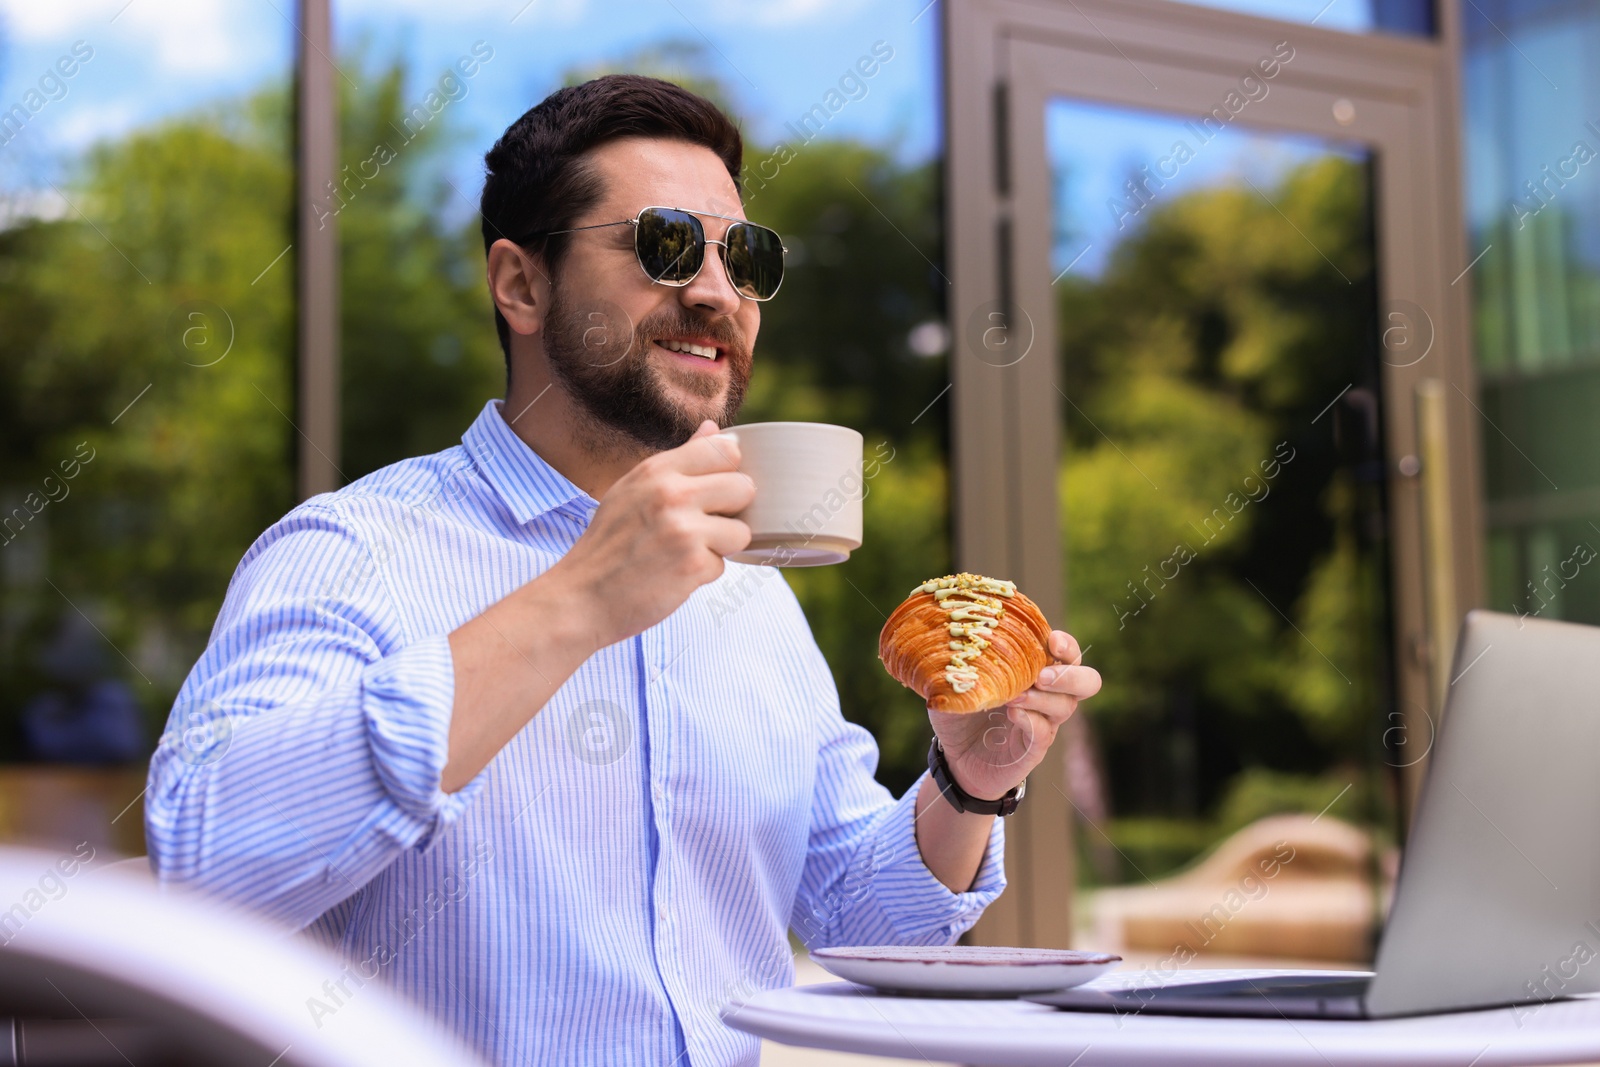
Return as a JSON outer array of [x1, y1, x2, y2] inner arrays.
[[929, 630, 1101, 802]]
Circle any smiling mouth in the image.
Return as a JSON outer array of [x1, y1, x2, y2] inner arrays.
[[654, 337, 722, 362]]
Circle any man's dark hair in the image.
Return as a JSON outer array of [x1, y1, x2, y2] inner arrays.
[[480, 74, 744, 370]]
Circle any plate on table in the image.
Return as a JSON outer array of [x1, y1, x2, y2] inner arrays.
[[810, 945, 1122, 997]]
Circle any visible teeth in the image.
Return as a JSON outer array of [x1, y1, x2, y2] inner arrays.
[[659, 339, 718, 359]]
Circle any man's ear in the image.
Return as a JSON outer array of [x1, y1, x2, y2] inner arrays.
[[486, 239, 553, 337]]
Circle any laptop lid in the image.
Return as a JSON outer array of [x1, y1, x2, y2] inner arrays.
[[1366, 610, 1600, 1017]]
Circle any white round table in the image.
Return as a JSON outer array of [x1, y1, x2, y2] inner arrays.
[[722, 970, 1600, 1066]]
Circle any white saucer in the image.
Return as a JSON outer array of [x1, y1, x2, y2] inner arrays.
[[809, 945, 1122, 997]]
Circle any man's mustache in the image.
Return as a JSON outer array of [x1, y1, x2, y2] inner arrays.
[[633, 311, 749, 360]]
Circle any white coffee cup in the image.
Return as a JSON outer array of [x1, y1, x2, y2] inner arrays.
[[718, 422, 864, 567]]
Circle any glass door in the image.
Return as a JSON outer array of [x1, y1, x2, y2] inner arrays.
[[944, 0, 1477, 952], [1047, 99, 1394, 967]]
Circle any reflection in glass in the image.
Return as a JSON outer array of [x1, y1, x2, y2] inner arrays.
[[1160, 0, 1433, 35], [0, 9, 293, 851], [638, 208, 705, 283], [722, 221, 785, 301], [1463, 0, 1600, 626], [1049, 98, 1392, 963]]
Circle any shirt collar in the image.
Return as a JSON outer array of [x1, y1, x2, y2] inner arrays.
[[462, 399, 597, 525]]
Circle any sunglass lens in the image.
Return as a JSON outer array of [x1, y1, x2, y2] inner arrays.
[[724, 223, 785, 301], [635, 208, 704, 284]]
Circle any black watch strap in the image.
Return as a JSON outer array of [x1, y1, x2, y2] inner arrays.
[[927, 738, 1025, 816]]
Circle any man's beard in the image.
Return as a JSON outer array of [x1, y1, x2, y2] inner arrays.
[[542, 283, 752, 454]]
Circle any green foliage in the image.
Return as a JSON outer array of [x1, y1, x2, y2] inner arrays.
[[1212, 767, 1365, 836], [1056, 154, 1390, 832], [334, 60, 505, 479], [1096, 817, 1220, 883], [0, 110, 297, 753], [1058, 367, 1279, 724], [0, 52, 953, 786], [1279, 476, 1384, 751], [0, 55, 506, 753], [743, 144, 948, 444], [1094, 768, 1375, 886]]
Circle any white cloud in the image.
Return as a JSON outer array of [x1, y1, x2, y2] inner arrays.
[[332, 0, 587, 23], [52, 97, 144, 148], [0, 0, 106, 42], [0, 188, 69, 228], [0, 0, 248, 75], [700, 0, 857, 26]]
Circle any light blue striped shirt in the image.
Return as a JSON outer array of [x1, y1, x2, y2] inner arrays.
[[145, 399, 1006, 1067]]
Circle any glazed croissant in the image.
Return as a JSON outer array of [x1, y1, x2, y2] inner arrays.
[[878, 573, 1052, 713]]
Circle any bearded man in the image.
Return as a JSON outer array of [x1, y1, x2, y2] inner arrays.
[[146, 74, 1101, 1067]]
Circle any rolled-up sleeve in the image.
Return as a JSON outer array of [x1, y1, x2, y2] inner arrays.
[[144, 502, 487, 929], [857, 769, 1006, 939], [785, 608, 1006, 948]]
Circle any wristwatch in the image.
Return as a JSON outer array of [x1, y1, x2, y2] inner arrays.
[[927, 738, 1026, 816]]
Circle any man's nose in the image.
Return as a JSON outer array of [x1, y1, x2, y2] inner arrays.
[[678, 239, 742, 316]]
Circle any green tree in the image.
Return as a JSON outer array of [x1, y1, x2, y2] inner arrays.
[[0, 54, 507, 754], [0, 101, 297, 755], [335, 58, 504, 480], [1055, 156, 1387, 830], [1, 47, 956, 797]]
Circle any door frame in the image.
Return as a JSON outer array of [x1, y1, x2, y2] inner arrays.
[[943, 0, 1480, 948]]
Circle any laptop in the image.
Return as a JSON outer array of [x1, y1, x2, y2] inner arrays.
[[1030, 609, 1600, 1020]]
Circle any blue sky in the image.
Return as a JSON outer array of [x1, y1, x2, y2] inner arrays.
[[0, 1, 942, 196], [1047, 99, 1369, 278]]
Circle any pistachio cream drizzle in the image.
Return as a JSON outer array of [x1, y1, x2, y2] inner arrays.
[[910, 573, 1018, 694]]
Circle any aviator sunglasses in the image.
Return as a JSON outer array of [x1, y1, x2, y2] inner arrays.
[[526, 206, 787, 302]]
